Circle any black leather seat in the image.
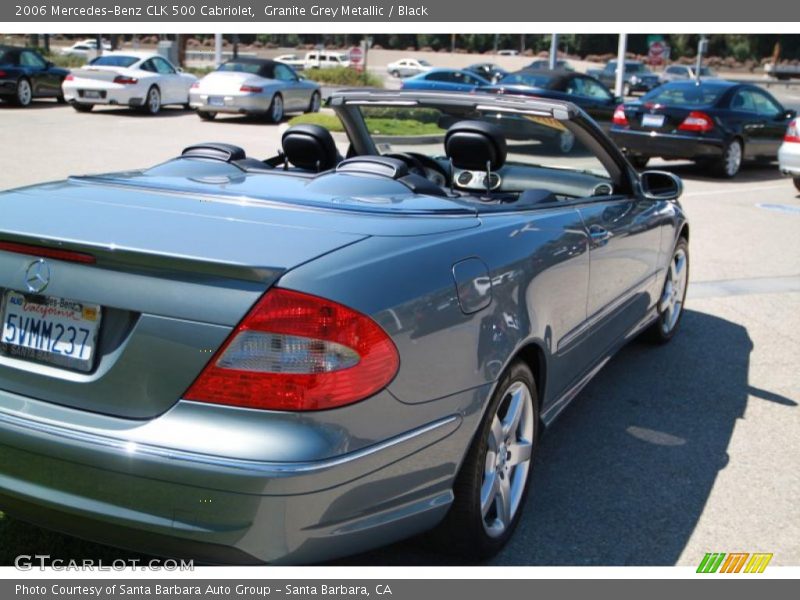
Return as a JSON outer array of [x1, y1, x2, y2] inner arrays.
[[445, 120, 507, 172], [281, 124, 341, 172]]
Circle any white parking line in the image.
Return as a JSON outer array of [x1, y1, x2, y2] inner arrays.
[[682, 183, 790, 197]]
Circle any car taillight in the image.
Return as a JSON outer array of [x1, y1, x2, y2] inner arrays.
[[0, 70, 7, 78], [240, 85, 263, 93], [785, 119, 800, 143], [0, 241, 95, 264], [678, 111, 714, 133], [64, 73, 74, 81], [184, 288, 400, 411], [612, 104, 629, 126], [113, 75, 138, 85], [190, 81, 199, 89]]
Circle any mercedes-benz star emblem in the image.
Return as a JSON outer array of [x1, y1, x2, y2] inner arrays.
[[25, 259, 51, 294]]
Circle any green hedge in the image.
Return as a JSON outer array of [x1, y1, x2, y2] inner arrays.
[[302, 67, 383, 88]]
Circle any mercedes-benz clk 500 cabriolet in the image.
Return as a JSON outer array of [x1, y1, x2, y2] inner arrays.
[[0, 90, 689, 564]]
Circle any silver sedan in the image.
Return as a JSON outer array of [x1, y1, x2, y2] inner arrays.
[[189, 58, 321, 123]]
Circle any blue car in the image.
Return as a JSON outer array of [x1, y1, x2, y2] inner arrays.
[[0, 89, 688, 564], [0, 45, 70, 107], [401, 68, 491, 92]]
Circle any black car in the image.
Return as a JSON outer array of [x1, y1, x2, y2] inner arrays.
[[587, 60, 661, 96], [0, 45, 70, 107], [486, 69, 619, 127], [464, 62, 508, 84], [610, 80, 797, 177]]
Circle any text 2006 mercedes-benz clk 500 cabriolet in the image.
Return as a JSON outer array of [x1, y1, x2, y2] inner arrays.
[[0, 90, 688, 564]]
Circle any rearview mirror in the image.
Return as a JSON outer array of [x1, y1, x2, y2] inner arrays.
[[639, 170, 683, 201]]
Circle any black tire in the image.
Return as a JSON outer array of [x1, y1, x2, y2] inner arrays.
[[793, 177, 800, 192], [266, 93, 284, 123], [197, 110, 217, 121], [644, 237, 689, 344], [432, 361, 539, 559], [712, 138, 743, 178], [391, 70, 400, 78], [627, 154, 650, 169], [14, 78, 33, 107], [71, 102, 94, 112], [306, 91, 321, 114], [56, 93, 67, 104]]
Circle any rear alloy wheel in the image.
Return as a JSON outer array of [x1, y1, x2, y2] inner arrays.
[[15, 78, 32, 107], [142, 86, 161, 115], [197, 110, 217, 121], [645, 238, 689, 343], [793, 177, 800, 192], [306, 91, 321, 113], [433, 361, 538, 559], [714, 138, 742, 178], [391, 70, 400, 78], [267, 93, 284, 123]]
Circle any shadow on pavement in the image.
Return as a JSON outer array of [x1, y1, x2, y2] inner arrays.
[[337, 309, 792, 565], [652, 161, 785, 184]]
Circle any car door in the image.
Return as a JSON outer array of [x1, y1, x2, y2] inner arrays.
[[151, 57, 183, 104], [273, 63, 305, 110], [728, 88, 770, 157], [749, 88, 793, 158], [577, 193, 663, 352], [19, 50, 50, 96]]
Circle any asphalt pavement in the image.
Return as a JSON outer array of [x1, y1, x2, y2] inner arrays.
[[0, 100, 798, 566]]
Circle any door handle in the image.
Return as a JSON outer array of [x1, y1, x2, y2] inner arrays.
[[588, 225, 613, 246]]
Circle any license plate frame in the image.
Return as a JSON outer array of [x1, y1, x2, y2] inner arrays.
[[82, 90, 101, 99], [208, 96, 225, 107], [0, 290, 103, 373], [642, 113, 665, 128]]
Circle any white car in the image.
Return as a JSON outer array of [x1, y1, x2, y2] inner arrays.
[[274, 54, 306, 71], [386, 58, 433, 78], [497, 50, 520, 56], [303, 51, 350, 70], [778, 118, 800, 192], [62, 51, 197, 115], [59, 39, 112, 58]]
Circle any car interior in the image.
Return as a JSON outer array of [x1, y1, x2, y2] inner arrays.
[[164, 102, 625, 212]]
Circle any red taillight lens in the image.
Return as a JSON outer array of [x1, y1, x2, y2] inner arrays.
[[64, 73, 74, 81], [0, 241, 95, 264], [184, 288, 400, 411], [0, 70, 8, 78], [113, 75, 138, 85], [190, 81, 199, 89], [240, 85, 263, 93], [612, 104, 629, 126], [785, 119, 800, 143], [679, 111, 714, 133]]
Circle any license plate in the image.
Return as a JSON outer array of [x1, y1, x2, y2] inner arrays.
[[642, 114, 665, 128], [82, 90, 101, 99], [0, 290, 102, 372], [208, 96, 225, 107]]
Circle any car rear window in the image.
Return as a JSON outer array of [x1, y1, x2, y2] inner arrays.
[[89, 55, 139, 68], [642, 83, 726, 105]]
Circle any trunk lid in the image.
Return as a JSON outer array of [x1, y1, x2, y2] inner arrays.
[[624, 102, 701, 134], [70, 66, 130, 83], [0, 165, 477, 418]]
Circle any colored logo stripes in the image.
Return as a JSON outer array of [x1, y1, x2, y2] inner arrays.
[[697, 552, 773, 573]]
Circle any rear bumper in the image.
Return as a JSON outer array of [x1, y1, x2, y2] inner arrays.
[[610, 128, 726, 160], [0, 80, 18, 96], [778, 141, 800, 176], [0, 387, 478, 564], [188, 91, 272, 115], [62, 82, 144, 107]]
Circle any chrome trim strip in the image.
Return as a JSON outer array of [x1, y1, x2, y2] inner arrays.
[[0, 409, 460, 476], [611, 129, 724, 144]]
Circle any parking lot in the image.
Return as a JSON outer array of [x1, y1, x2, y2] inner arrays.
[[0, 95, 798, 566]]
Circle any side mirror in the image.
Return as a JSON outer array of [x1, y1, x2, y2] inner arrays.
[[297, 74, 305, 81], [785, 109, 797, 120], [640, 170, 683, 201], [45, 61, 54, 69], [176, 67, 184, 73]]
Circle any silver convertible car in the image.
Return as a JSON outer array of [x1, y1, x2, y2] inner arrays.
[[189, 57, 321, 122], [0, 90, 689, 564]]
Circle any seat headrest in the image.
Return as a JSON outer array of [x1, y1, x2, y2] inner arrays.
[[281, 124, 339, 172], [445, 120, 507, 171]]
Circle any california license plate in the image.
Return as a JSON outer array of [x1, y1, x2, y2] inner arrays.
[[642, 114, 665, 128], [0, 290, 102, 372], [82, 90, 101, 99], [208, 96, 225, 107]]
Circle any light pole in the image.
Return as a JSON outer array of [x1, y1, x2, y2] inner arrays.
[[549, 34, 559, 70], [615, 33, 628, 98], [695, 35, 708, 80]]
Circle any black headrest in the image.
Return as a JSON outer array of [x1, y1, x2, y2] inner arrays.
[[445, 121, 507, 171], [281, 124, 339, 172]]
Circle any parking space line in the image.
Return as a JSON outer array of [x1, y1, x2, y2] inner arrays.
[[682, 184, 790, 198], [689, 275, 800, 299]]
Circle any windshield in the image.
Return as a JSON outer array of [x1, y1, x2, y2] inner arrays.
[[498, 72, 554, 88], [352, 104, 612, 185], [642, 82, 726, 105], [89, 55, 139, 68]]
